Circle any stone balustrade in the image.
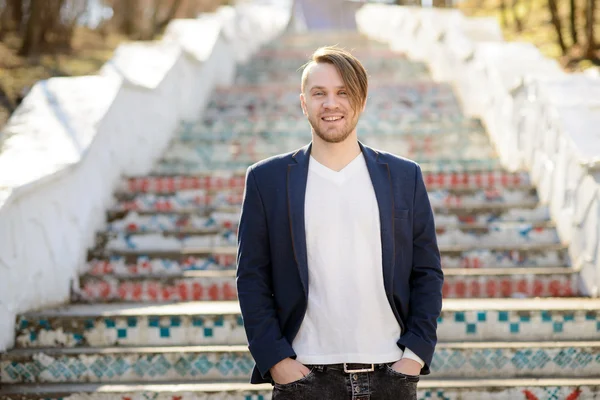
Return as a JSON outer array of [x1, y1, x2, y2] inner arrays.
[[356, 3, 600, 297], [0, 3, 290, 351]]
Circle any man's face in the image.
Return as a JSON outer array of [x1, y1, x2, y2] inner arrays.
[[300, 63, 364, 144]]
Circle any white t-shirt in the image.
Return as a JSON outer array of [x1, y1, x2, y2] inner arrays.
[[292, 153, 423, 367]]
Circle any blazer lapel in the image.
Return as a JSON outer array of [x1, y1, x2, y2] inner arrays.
[[360, 142, 395, 296], [288, 143, 312, 298]]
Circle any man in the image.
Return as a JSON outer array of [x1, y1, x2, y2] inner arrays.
[[236, 46, 443, 399]]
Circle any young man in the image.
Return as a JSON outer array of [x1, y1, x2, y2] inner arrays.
[[236, 46, 443, 399]]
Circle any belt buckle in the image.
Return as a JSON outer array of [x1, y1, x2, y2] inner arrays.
[[343, 363, 375, 373]]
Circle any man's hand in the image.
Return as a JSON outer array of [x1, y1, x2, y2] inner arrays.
[[270, 358, 311, 385], [391, 358, 421, 376]]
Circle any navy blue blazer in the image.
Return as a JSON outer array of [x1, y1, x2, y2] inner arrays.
[[236, 141, 443, 384]]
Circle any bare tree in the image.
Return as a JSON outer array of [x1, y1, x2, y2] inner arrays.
[[547, 0, 568, 55], [583, 0, 596, 58], [569, 0, 578, 45]]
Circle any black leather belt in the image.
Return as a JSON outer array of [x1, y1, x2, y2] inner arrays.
[[310, 363, 391, 373]]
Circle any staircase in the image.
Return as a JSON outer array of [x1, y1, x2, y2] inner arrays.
[[2, 32, 600, 400]]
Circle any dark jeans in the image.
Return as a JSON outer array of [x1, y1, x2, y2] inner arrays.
[[272, 363, 419, 400]]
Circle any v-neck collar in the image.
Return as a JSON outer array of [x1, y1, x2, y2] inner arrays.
[[309, 153, 365, 185]]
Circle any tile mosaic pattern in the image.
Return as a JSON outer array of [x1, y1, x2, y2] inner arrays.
[[80, 276, 237, 302], [16, 314, 246, 348], [442, 274, 577, 298], [3, 346, 599, 383], [1, 386, 595, 400], [15, 309, 600, 349], [1, 351, 255, 383], [78, 272, 576, 303], [87, 255, 236, 276]]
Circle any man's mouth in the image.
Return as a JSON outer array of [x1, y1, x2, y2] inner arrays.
[[321, 116, 344, 122]]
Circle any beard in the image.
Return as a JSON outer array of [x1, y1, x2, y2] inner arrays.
[[307, 112, 360, 144]]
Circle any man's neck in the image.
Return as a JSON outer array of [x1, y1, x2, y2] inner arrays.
[[310, 132, 361, 172]]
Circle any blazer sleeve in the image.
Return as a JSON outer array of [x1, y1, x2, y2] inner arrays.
[[236, 166, 296, 379], [397, 163, 444, 375]]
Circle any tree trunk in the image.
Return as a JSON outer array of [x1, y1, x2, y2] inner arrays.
[[152, 0, 184, 37], [547, 0, 568, 55], [583, 0, 597, 58], [569, 0, 578, 45], [18, 0, 44, 56], [512, 0, 524, 32]]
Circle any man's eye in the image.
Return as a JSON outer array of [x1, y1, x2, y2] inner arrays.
[[339, 91, 347, 95], [314, 92, 324, 96]]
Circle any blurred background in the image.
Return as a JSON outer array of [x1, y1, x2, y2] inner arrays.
[[0, 0, 597, 129]]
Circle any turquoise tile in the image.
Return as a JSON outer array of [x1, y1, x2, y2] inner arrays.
[[149, 317, 160, 327], [564, 314, 575, 321], [214, 316, 225, 327], [104, 319, 116, 328], [454, 312, 465, 322], [554, 322, 563, 333], [510, 323, 519, 333], [466, 323, 476, 334], [160, 327, 170, 338], [477, 312, 486, 322], [127, 317, 138, 328], [192, 317, 204, 327], [117, 329, 127, 339], [204, 327, 213, 337], [498, 311, 508, 322], [170, 316, 182, 327], [542, 311, 552, 322]]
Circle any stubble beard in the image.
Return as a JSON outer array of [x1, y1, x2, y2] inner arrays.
[[307, 112, 359, 144]]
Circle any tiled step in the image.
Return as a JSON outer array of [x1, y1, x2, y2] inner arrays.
[[104, 207, 553, 234], [3, 380, 600, 400], [117, 172, 531, 194], [100, 220, 556, 237], [77, 266, 578, 303], [14, 299, 600, 349], [181, 117, 485, 138], [3, 341, 600, 384]]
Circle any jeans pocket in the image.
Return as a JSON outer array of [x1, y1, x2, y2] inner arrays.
[[273, 367, 316, 389], [385, 365, 420, 383]]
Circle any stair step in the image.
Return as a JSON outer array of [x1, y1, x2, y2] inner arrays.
[[77, 267, 578, 303], [3, 342, 600, 384], [14, 298, 600, 349], [118, 172, 530, 194], [99, 220, 556, 237], [2, 379, 600, 400]]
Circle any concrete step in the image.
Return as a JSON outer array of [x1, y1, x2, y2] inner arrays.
[[104, 206, 553, 233], [14, 299, 600, 349], [2, 379, 600, 400], [3, 342, 600, 384], [77, 266, 578, 303], [118, 171, 531, 194], [100, 220, 556, 238]]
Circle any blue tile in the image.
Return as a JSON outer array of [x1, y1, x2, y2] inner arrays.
[[149, 317, 160, 327], [127, 317, 137, 328], [204, 327, 213, 337], [455, 312, 465, 322], [437, 316, 443, 323], [237, 316, 244, 326], [542, 311, 552, 322], [214, 316, 225, 327], [192, 317, 204, 327], [519, 314, 531, 322], [117, 329, 127, 338], [596, 321, 600, 332], [160, 327, 170, 338], [510, 323, 519, 333], [84, 319, 95, 330], [586, 312, 597, 321], [19, 319, 29, 329], [554, 322, 563, 333], [171, 317, 182, 327], [564, 314, 575, 321], [39, 319, 50, 330], [477, 312, 486, 322], [104, 319, 116, 328], [73, 333, 83, 342], [498, 312, 508, 322], [466, 324, 476, 334], [30, 331, 37, 341]]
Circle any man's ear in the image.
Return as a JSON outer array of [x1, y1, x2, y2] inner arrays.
[[300, 92, 307, 116]]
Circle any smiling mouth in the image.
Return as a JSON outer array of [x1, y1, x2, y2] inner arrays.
[[322, 116, 344, 122]]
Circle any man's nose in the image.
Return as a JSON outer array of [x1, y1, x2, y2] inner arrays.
[[323, 93, 339, 109]]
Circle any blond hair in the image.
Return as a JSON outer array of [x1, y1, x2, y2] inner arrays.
[[301, 46, 368, 112]]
